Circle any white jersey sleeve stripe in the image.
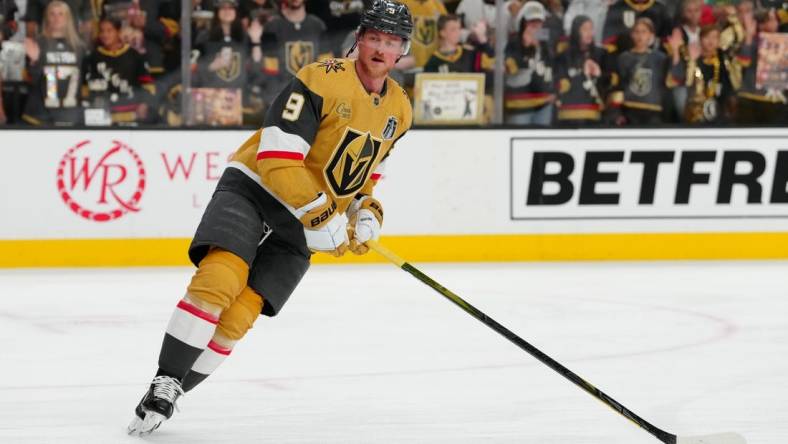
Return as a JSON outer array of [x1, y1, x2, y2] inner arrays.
[[257, 126, 311, 158]]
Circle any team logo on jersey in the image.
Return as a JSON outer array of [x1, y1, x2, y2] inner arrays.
[[382, 116, 398, 140], [325, 127, 382, 197], [216, 51, 242, 82], [286, 41, 315, 75], [414, 17, 437, 46], [319, 58, 345, 73], [630, 67, 653, 97], [56, 139, 146, 222]]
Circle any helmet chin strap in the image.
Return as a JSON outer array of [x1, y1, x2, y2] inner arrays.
[[346, 41, 358, 58]]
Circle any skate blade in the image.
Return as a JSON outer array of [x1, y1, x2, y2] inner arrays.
[[127, 411, 167, 436]]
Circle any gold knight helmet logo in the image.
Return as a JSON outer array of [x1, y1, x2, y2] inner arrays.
[[415, 17, 437, 46], [630, 67, 653, 97], [286, 41, 315, 75], [217, 51, 242, 82], [325, 128, 382, 197]]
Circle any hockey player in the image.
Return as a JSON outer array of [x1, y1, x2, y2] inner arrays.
[[128, 0, 413, 436]]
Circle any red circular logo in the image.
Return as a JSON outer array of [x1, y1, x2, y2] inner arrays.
[[56, 139, 146, 222]]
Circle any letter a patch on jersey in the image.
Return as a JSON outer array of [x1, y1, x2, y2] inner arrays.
[[325, 127, 382, 197]]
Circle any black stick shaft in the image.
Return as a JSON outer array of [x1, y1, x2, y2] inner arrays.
[[370, 239, 676, 443]]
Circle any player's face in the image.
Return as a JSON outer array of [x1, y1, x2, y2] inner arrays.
[[440, 20, 462, 46], [579, 20, 594, 47], [357, 29, 405, 76], [98, 21, 121, 48]]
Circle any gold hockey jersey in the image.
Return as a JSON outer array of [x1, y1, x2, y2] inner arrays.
[[229, 58, 412, 219]]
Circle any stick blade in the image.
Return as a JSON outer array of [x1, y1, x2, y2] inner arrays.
[[677, 432, 747, 444]]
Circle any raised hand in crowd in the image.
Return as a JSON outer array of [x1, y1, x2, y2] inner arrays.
[[583, 58, 601, 77], [742, 12, 757, 44], [248, 16, 263, 62], [470, 19, 488, 44], [667, 28, 683, 63]]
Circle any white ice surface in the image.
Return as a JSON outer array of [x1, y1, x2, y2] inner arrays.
[[0, 261, 786, 443]]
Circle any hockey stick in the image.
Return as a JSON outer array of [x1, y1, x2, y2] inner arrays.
[[367, 240, 745, 444]]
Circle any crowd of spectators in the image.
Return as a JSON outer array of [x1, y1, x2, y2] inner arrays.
[[0, 0, 785, 127]]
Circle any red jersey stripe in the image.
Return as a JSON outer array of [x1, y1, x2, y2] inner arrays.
[[257, 151, 305, 161], [176, 300, 219, 324]]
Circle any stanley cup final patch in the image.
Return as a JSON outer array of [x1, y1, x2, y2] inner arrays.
[[382, 116, 398, 140]]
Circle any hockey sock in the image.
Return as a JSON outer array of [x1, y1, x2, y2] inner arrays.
[[182, 335, 235, 392], [157, 295, 222, 379], [157, 249, 250, 379], [181, 287, 264, 392]]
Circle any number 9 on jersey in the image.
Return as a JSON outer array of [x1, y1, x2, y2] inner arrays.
[[282, 92, 305, 121]]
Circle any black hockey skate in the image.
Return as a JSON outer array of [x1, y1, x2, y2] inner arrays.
[[127, 375, 184, 436]]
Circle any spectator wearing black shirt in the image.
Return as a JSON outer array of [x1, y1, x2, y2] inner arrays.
[[683, 24, 734, 123], [194, 0, 265, 123], [102, 0, 180, 76], [83, 17, 155, 125], [22, 0, 86, 126], [260, 0, 330, 102], [423, 14, 494, 75], [555, 15, 609, 124], [504, 2, 556, 126], [608, 17, 684, 125]]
